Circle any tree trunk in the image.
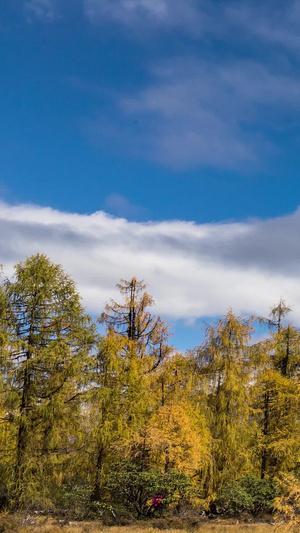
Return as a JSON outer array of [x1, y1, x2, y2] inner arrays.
[[261, 390, 270, 479], [14, 310, 35, 506], [280, 328, 290, 377], [92, 444, 104, 501]]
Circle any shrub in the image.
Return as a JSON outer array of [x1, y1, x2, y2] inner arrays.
[[239, 475, 279, 516], [158, 470, 194, 506], [215, 481, 253, 517], [106, 461, 193, 518], [55, 478, 93, 518], [106, 462, 160, 518], [215, 475, 279, 517]]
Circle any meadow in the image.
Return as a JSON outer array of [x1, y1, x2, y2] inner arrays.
[[0, 516, 297, 533]]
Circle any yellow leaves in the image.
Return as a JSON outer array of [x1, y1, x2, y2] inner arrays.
[[214, 309, 254, 349], [147, 402, 210, 475], [274, 473, 300, 525]]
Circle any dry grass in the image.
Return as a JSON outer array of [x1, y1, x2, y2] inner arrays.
[[0, 515, 297, 533]]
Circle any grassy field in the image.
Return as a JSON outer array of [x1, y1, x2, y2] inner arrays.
[[0, 515, 297, 533]]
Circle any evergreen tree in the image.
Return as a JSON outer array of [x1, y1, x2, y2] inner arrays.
[[1, 254, 96, 507]]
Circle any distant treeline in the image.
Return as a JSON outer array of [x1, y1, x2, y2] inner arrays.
[[0, 254, 299, 519]]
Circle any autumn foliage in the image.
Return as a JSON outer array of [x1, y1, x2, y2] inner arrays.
[[0, 254, 299, 522]]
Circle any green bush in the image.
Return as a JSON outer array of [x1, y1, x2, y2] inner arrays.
[[55, 477, 93, 518], [239, 475, 279, 515], [89, 500, 117, 522], [106, 461, 160, 518], [215, 481, 253, 516], [106, 461, 193, 518], [158, 469, 194, 506], [215, 475, 279, 517]]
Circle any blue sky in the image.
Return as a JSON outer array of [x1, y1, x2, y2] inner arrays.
[[2, 0, 300, 349]]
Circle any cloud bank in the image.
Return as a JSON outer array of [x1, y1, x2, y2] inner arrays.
[[1, 201, 300, 324]]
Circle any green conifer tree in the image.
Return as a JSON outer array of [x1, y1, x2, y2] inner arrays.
[[1, 254, 96, 507]]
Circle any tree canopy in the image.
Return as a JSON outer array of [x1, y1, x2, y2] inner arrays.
[[0, 255, 299, 519]]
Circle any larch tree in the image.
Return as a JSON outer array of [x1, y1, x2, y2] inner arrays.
[[93, 278, 171, 484], [99, 277, 170, 370], [252, 301, 300, 479], [0, 281, 15, 497], [196, 311, 255, 491], [89, 331, 129, 501], [147, 401, 210, 476], [147, 352, 211, 476], [1, 254, 96, 507]]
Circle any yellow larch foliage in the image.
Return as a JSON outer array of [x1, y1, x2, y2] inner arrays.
[[147, 401, 211, 475]]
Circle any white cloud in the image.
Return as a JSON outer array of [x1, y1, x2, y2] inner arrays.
[[85, 58, 300, 170], [226, 1, 300, 51], [104, 194, 149, 219], [23, 0, 300, 53], [1, 201, 300, 326], [21, 1, 300, 170], [83, 0, 300, 52], [25, 0, 58, 21], [86, 0, 168, 22], [84, 0, 212, 36]]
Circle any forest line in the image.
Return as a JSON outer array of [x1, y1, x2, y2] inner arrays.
[[0, 253, 299, 522]]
